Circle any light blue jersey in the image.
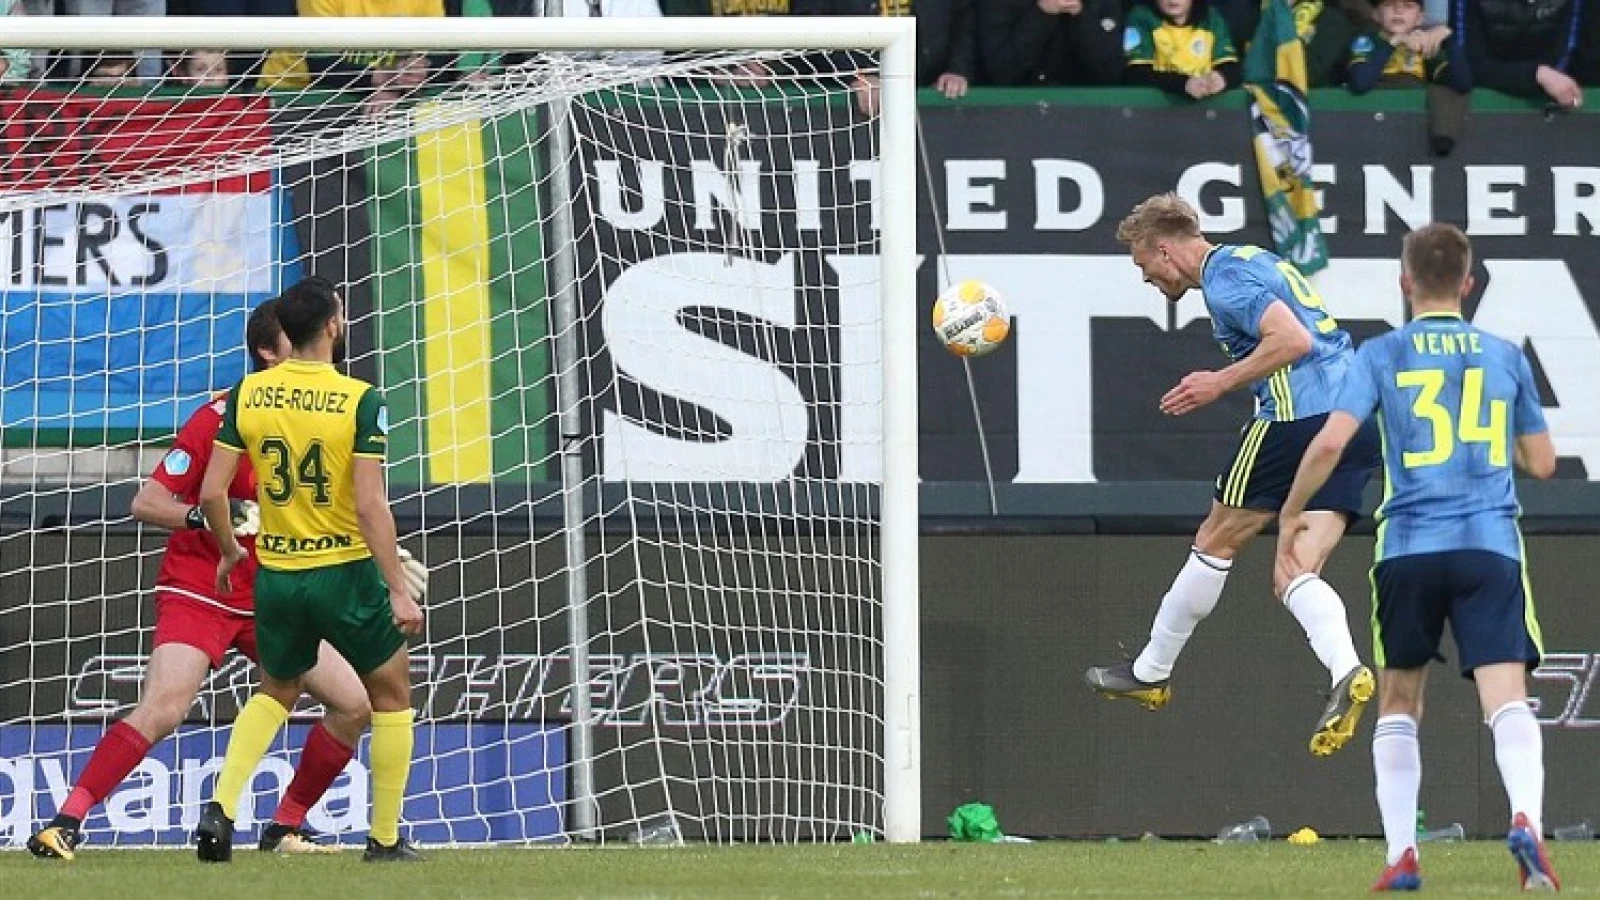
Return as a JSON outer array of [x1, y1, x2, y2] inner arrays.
[[1202, 244, 1354, 422], [1335, 312, 1548, 562]]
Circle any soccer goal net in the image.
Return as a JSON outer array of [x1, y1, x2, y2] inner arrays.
[[0, 17, 919, 847]]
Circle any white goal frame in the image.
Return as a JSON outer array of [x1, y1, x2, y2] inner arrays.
[[6, 15, 923, 843]]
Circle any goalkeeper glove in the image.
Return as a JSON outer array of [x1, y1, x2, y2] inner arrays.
[[397, 546, 429, 600], [185, 500, 260, 537]]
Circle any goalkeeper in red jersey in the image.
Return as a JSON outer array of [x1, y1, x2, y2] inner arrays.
[[27, 300, 382, 861]]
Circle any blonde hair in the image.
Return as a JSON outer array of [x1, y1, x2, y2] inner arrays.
[[1116, 193, 1203, 247], [1402, 223, 1472, 299]]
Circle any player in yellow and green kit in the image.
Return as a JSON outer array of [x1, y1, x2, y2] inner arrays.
[[198, 275, 425, 863]]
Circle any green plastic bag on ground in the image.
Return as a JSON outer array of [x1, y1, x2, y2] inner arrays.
[[947, 802, 1004, 842]]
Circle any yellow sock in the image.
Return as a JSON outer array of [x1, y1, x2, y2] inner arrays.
[[214, 693, 289, 820], [369, 709, 414, 846]]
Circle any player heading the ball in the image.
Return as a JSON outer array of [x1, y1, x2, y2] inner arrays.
[[1084, 193, 1379, 758]]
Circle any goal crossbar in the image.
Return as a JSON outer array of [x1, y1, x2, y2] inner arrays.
[[1, 16, 915, 51]]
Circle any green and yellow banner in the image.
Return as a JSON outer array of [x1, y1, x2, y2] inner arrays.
[[369, 106, 552, 484]]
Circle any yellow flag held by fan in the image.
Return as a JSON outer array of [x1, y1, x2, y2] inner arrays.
[[1244, 0, 1329, 275]]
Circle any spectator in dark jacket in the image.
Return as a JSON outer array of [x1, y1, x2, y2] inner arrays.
[[662, 0, 791, 86], [1212, 0, 1261, 54], [1456, 0, 1584, 107], [979, 0, 1125, 86], [1577, 2, 1600, 85], [913, 0, 979, 97], [1196, 0, 1360, 84], [1297, 0, 1362, 86], [792, 0, 976, 111]]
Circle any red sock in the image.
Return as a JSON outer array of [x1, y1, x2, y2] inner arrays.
[[273, 724, 355, 828], [60, 721, 153, 821]]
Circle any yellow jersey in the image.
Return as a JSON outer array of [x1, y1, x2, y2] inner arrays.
[[215, 360, 388, 572], [298, 0, 441, 16], [1124, 6, 1238, 77]]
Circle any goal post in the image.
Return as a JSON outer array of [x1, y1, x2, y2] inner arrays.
[[0, 17, 920, 845]]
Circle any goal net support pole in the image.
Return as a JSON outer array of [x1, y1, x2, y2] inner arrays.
[[875, 24, 921, 847]]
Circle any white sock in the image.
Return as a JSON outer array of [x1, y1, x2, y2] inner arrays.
[[1131, 548, 1230, 683], [1489, 700, 1544, 835], [1282, 573, 1364, 688], [1373, 714, 1421, 866]]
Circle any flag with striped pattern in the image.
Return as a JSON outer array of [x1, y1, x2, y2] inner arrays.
[[368, 105, 552, 485]]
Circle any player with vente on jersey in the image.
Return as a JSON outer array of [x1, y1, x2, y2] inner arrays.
[[199, 276, 427, 863], [1276, 224, 1560, 892], [28, 300, 372, 861]]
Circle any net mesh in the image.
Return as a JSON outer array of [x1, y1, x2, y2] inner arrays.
[[0, 44, 886, 846]]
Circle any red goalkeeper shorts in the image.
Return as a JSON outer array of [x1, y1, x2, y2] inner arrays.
[[153, 592, 259, 668]]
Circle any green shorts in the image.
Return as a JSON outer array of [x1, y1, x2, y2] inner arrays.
[[254, 558, 407, 679]]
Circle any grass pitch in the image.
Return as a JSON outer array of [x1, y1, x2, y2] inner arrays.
[[4, 840, 1597, 899]]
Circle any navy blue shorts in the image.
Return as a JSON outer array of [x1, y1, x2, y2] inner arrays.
[[1371, 550, 1544, 678], [1213, 413, 1380, 516]]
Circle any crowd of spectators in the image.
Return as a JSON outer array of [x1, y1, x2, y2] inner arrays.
[[889, 0, 1594, 119], [2, 0, 1594, 117]]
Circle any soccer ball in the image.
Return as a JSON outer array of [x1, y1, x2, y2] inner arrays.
[[931, 280, 1010, 358]]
